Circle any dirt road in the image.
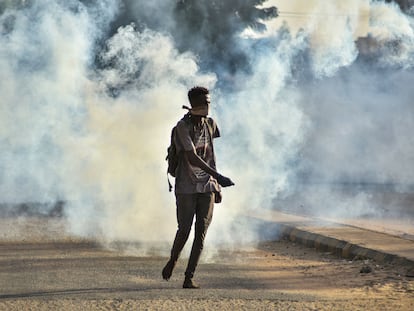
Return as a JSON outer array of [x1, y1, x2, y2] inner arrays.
[[0, 235, 413, 310]]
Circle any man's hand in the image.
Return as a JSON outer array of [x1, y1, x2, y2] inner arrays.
[[216, 174, 235, 187]]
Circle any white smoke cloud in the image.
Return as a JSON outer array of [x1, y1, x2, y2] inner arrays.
[[270, 1, 414, 222], [369, 1, 414, 68], [206, 33, 309, 246], [312, 2, 414, 184], [301, 1, 363, 76], [210, 0, 414, 244], [0, 1, 216, 245], [1, 0, 414, 251], [0, 0, 99, 204], [63, 24, 216, 241]]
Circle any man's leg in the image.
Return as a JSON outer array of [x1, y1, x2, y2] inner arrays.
[[162, 193, 196, 280], [183, 192, 214, 287]]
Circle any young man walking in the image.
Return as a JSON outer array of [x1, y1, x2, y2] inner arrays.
[[162, 86, 234, 288]]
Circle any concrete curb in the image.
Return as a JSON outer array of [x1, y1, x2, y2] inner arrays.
[[278, 223, 414, 267]]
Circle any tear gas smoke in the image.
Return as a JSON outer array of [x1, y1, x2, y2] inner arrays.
[[1, 0, 414, 252], [0, 0, 216, 245]]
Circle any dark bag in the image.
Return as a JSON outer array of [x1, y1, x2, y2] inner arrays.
[[166, 126, 179, 178], [166, 113, 192, 191], [214, 191, 222, 203]]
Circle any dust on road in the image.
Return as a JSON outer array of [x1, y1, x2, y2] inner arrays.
[[0, 221, 413, 311]]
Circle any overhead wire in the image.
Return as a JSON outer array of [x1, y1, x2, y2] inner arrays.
[[278, 10, 369, 18]]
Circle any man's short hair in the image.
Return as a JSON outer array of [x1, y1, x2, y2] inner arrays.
[[188, 86, 209, 107]]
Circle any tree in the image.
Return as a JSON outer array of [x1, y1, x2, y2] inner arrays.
[[173, 0, 278, 74]]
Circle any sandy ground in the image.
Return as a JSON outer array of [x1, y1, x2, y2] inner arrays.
[[0, 218, 413, 310]]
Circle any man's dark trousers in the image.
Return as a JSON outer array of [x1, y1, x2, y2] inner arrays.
[[169, 192, 214, 278]]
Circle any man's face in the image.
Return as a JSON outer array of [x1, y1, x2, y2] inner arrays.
[[191, 94, 210, 116]]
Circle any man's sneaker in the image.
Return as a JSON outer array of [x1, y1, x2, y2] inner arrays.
[[183, 277, 200, 289]]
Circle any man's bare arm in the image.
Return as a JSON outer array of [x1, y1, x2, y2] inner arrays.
[[185, 150, 219, 178], [184, 150, 234, 187]]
